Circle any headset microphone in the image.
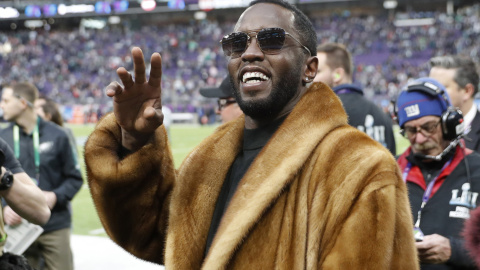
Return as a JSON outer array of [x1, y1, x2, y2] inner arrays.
[[413, 137, 462, 161]]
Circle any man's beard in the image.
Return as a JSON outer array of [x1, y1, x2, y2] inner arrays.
[[413, 142, 437, 152], [229, 67, 302, 120]]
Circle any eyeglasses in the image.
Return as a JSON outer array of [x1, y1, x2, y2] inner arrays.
[[220, 27, 311, 58], [400, 120, 441, 138], [217, 99, 237, 111]]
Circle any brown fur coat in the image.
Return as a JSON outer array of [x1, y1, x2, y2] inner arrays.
[[85, 82, 419, 269]]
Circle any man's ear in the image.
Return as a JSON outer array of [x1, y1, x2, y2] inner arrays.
[[303, 56, 318, 84], [332, 67, 345, 84], [464, 83, 476, 101], [20, 98, 33, 110]]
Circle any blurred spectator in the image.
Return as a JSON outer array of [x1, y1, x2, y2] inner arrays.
[[1, 4, 480, 118], [315, 43, 396, 154], [0, 83, 83, 270], [429, 55, 480, 152], [34, 97, 79, 163], [199, 77, 243, 124]]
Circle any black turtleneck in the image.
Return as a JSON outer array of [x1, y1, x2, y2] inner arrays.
[[204, 116, 287, 257]]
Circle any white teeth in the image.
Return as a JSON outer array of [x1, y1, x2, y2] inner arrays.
[[242, 72, 270, 83]]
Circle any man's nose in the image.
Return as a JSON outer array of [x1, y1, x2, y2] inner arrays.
[[414, 131, 429, 144], [241, 37, 264, 61]]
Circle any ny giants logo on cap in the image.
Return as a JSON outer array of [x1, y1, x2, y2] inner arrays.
[[404, 104, 420, 117]]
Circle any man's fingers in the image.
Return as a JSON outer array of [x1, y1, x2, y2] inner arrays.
[[148, 53, 162, 88], [132, 47, 146, 85], [105, 82, 124, 97], [117, 67, 134, 89]]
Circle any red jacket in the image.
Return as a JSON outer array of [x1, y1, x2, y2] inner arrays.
[[397, 145, 472, 196]]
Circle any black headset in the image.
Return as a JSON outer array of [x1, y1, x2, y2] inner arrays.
[[395, 81, 464, 141]]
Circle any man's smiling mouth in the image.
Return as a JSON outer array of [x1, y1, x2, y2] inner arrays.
[[242, 72, 270, 84]]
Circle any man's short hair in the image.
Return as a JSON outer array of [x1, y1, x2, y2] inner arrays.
[[316, 43, 353, 78], [429, 55, 479, 96], [9, 82, 39, 104], [249, 0, 317, 57]]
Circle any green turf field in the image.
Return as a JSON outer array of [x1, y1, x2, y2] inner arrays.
[[70, 123, 409, 236], [394, 125, 410, 155], [70, 124, 218, 236]]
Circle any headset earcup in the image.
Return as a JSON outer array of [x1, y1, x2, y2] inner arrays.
[[441, 108, 464, 140]]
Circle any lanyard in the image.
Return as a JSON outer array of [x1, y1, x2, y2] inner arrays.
[[403, 159, 452, 228], [13, 117, 40, 184]]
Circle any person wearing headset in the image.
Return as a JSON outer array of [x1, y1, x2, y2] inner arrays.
[[314, 43, 396, 155], [395, 77, 480, 269]]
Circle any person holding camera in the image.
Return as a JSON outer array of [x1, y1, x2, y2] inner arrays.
[[395, 77, 480, 269], [0, 82, 83, 270], [0, 136, 50, 269]]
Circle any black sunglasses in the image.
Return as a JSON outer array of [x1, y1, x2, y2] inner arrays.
[[220, 27, 311, 58]]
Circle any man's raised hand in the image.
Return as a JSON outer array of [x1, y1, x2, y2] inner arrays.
[[105, 47, 164, 150]]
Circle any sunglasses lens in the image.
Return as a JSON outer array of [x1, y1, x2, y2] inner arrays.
[[257, 28, 285, 53], [222, 32, 248, 57]]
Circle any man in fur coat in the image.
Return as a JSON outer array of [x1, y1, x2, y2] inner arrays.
[[85, 0, 419, 269]]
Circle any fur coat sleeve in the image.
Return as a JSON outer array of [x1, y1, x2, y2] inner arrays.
[[84, 113, 175, 264]]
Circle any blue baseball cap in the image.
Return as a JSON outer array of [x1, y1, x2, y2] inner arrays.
[[396, 77, 450, 127]]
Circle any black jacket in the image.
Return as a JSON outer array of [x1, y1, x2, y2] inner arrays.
[[333, 84, 396, 155], [465, 110, 480, 153], [0, 117, 83, 233], [398, 146, 480, 270]]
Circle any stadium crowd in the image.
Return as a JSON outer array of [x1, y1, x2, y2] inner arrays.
[[0, 3, 479, 121]]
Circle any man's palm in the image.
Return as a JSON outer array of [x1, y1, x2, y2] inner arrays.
[[106, 47, 164, 135]]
